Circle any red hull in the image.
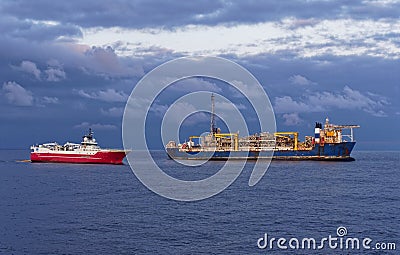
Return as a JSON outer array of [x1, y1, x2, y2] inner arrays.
[[30, 151, 127, 165]]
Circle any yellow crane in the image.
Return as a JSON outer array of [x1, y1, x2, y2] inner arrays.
[[274, 132, 299, 150], [189, 136, 201, 141], [213, 133, 239, 151]]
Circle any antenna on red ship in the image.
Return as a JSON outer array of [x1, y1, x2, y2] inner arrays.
[[88, 128, 93, 139], [83, 128, 94, 140]]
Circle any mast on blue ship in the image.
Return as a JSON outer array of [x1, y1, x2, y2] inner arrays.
[[210, 93, 216, 135]]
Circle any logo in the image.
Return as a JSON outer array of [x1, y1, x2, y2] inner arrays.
[[257, 226, 396, 251], [336, 226, 347, 237]]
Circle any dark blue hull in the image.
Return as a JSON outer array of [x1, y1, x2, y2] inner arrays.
[[166, 142, 356, 161]]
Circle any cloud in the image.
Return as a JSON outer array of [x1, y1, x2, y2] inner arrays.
[[73, 122, 117, 130], [0, 14, 82, 42], [13, 60, 66, 82], [182, 112, 210, 126], [215, 101, 246, 111], [285, 18, 320, 29], [17, 60, 41, 80], [228, 80, 265, 98], [4, 41, 146, 82], [282, 113, 303, 126], [274, 85, 389, 117], [5, 1, 395, 61], [78, 18, 400, 59], [153, 102, 209, 126], [45, 67, 66, 81], [170, 78, 222, 92], [308, 86, 388, 116], [150, 103, 169, 117], [2, 1, 399, 30], [41, 96, 59, 104], [82, 46, 145, 77], [0, 1, 224, 29], [77, 89, 128, 102], [274, 96, 321, 113], [100, 107, 124, 117], [289, 74, 315, 86], [2, 81, 34, 106], [2, 82, 61, 107]]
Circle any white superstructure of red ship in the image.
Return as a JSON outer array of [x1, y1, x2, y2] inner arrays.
[[30, 129, 129, 164]]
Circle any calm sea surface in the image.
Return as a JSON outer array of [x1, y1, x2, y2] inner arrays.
[[0, 150, 399, 254]]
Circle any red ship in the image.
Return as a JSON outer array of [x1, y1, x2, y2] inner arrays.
[[30, 129, 129, 164]]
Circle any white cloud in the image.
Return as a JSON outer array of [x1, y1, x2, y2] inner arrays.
[[289, 75, 315, 86], [274, 86, 389, 117], [45, 67, 66, 82], [13, 59, 66, 82], [182, 112, 210, 126], [150, 103, 168, 117], [73, 122, 117, 130], [79, 18, 400, 59], [215, 101, 246, 111], [100, 107, 124, 117], [81, 46, 145, 77], [274, 96, 323, 113], [228, 80, 265, 99], [285, 18, 320, 29], [282, 113, 303, 126], [170, 78, 222, 92], [2, 82, 62, 107], [46, 59, 62, 67], [158, 102, 209, 126], [2, 81, 34, 106], [41, 96, 59, 104], [18, 60, 41, 80], [77, 89, 128, 102]]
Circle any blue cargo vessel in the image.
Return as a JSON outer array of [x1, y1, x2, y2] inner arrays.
[[166, 141, 357, 161], [166, 95, 360, 161]]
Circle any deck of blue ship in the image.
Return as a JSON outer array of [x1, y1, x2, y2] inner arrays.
[[167, 142, 356, 161]]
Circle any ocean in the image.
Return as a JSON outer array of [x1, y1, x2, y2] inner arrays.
[[0, 150, 399, 254]]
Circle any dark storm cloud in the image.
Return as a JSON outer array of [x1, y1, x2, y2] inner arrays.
[[234, 52, 399, 118], [1, 0, 399, 30], [0, 0, 223, 29], [0, 36, 147, 82], [273, 85, 389, 117], [0, 15, 82, 42], [345, 1, 400, 19]]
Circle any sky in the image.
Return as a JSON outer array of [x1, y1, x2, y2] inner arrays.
[[0, 0, 399, 150]]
